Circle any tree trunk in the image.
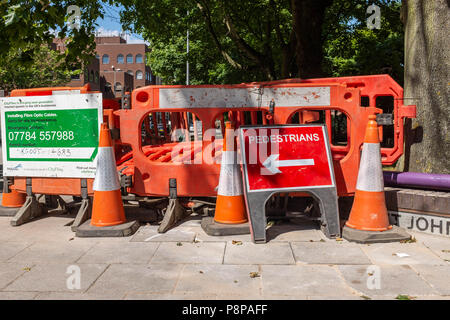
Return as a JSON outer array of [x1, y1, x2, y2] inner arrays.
[[291, 0, 332, 78], [402, 0, 450, 174]]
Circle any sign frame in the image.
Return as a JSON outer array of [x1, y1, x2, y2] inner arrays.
[[238, 124, 341, 243]]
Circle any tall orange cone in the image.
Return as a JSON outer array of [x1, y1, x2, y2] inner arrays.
[[76, 123, 138, 237], [91, 123, 126, 226], [343, 115, 410, 243], [201, 121, 249, 236], [214, 122, 248, 224]]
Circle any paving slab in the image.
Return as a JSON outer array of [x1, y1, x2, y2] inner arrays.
[[412, 233, 450, 261], [7, 240, 96, 264], [307, 295, 364, 300], [261, 265, 355, 297], [130, 225, 196, 242], [3, 263, 108, 292], [266, 224, 326, 242], [174, 264, 262, 296], [150, 242, 225, 264], [410, 265, 450, 295], [77, 241, 160, 264], [87, 264, 182, 295], [35, 292, 125, 300], [338, 265, 438, 296], [360, 242, 446, 265], [0, 292, 39, 300], [224, 241, 295, 265], [124, 292, 219, 300], [291, 242, 372, 265], [0, 241, 32, 262], [192, 224, 253, 242], [0, 262, 31, 290], [414, 295, 450, 300]]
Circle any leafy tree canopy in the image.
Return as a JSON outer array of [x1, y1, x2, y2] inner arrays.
[[117, 0, 403, 85], [0, 0, 103, 70], [0, 44, 79, 91]]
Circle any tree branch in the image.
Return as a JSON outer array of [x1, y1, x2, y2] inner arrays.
[[196, 0, 242, 69]]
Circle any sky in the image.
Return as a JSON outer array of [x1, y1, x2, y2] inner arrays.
[[95, 3, 148, 44]]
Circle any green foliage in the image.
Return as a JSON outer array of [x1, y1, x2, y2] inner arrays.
[[0, 1, 103, 69], [322, 0, 404, 84], [0, 44, 79, 91], [118, 0, 294, 84], [118, 0, 404, 85]]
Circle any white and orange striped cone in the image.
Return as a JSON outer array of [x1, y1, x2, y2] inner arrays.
[[214, 122, 248, 224], [201, 122, 249, 236], [342, 115, 410, 243], [76, 123, 139, 237]]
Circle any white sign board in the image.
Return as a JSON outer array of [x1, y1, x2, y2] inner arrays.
[[0, 93, 103, 178]]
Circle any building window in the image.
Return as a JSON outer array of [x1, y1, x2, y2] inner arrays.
[[115, 82, 122, 92], [102, 54, 109, 64], [136, 70, 143, 80], [127, 70, 133, 76], [117, 54, 124, 64], [126, 54, 133, 64], [105, 82, 112, 93], [136, 54, 143, 63], [95, 54, 100, 60], [95, 71, 99, 84], [90, 70, 94, 82]]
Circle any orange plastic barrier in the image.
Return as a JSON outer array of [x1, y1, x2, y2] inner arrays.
[[117, 74, 416, 197], [7, 75, 416, 200]]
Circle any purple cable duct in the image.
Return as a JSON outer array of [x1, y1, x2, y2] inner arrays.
[[383, 171, 450, 191]]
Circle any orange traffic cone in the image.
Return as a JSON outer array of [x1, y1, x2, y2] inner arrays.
[[214, 122, 248, 224], [76, 123, 138, 237], [343, 115, 410, 243], [91, 123, 126, 226], [1, 189, 26, 208]]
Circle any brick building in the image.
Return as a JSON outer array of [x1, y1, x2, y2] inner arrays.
[[95, 36, 156, 97], [53, 35, 158, 98], [52, 38, 101, 92]]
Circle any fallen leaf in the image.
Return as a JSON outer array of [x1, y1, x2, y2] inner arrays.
[[265, 221, 275, 230], [199, 271, 204, 274], [176, 242, 183, 246], [22, 267, 31, 272], [234, 280, 238, 283], [336, 238, 343, 242], [68, 238, 74, 241], [249, 272, 260, 278], [232, 240, 243, 245], [361, 295, 371, 300], [442, 250, 450, 253], [396, 294, 415, 300], [320, 239, 325, 242], [400, 237, 416, 243]]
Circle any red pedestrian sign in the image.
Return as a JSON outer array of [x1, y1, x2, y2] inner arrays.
[[239, 125, 335, 192]]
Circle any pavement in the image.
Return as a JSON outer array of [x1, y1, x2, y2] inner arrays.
[[0, 210, 449, 300]]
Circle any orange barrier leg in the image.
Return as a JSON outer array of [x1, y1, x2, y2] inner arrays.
[[343, 115, 410, 243]]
